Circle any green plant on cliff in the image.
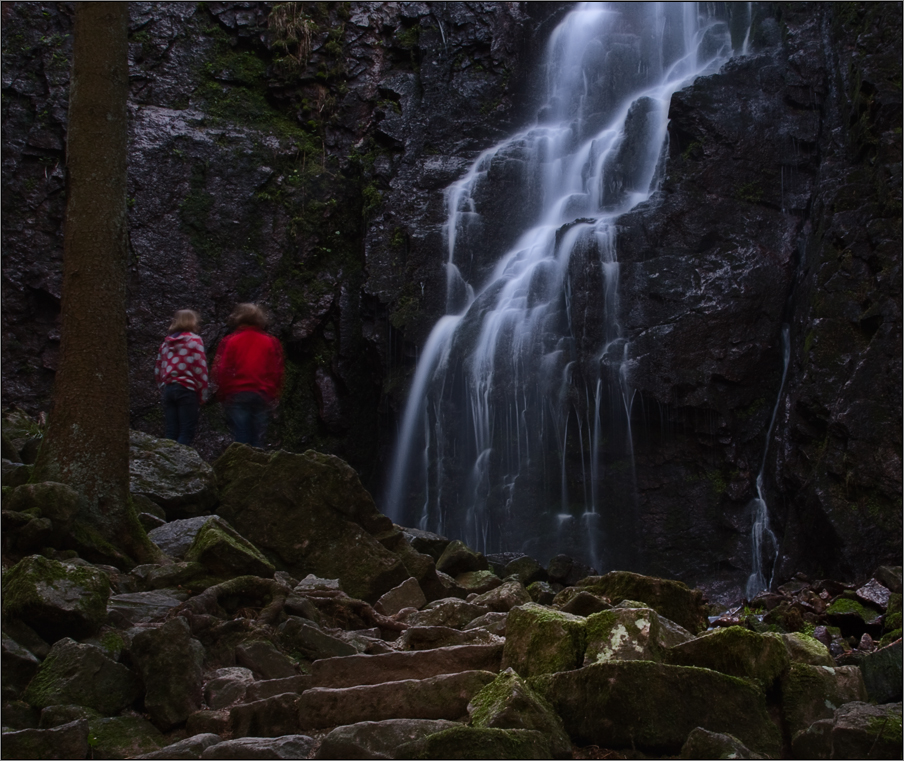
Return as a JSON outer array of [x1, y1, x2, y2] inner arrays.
[[269, 3, 315, 71]]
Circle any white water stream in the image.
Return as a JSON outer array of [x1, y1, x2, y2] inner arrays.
[[386, 3, 741, 568]]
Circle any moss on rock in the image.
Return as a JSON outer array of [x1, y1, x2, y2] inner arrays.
[[1, 554, 110, 641], [501, 603, 586, 678], [184, 516, 275, 578], [396, 725, 554, 760], [665, 626, 790, 688]]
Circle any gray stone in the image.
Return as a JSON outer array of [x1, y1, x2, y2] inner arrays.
[[1, 719, 89, 760], [23, 638, 141, 715], [87, 714, 165, 759], [791, 701, 903, 761], [374, 577, 427, 616], [464, 611, 508, 636], [147, 516, 216, 559], [395, 726, 554, 760], [245, 674, 313, 702], [858, 639, 903, 704], [236, 640, 298, 680], [228, 693, 302, 738], [395, 625, 504, 651], [204, 667, 255, 710], [408, 598, 490, 629], [316, 718, 459, 760], [680, 727, 763, 759], [276, 618, 357, 663], [200, 735, 316, 759], [300, 670, 497, 728], [780, 663, 869, 738], [311, 643, 503, 688], [131, 616, 205, 730], [130, 430, 218, 518], [134, 733, 223, 759], [470, 580, 532, 613], [107, 590, 185, 625], [38, 704, 100, 728], [855, 578, 892, 609], [2, 632, 40, 700]]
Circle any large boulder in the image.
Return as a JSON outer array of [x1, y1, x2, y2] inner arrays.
[[214, 445, 407, 602], [666, 626, 790, 687], [184, 516, 275, 579], [396, 726, 554, 760], [315, 719, 459, 760], [572, 572, 708, 633], [131, 616, 205, 731], [779, 662, 869, 738], [791, 701, 903, 760], [467, 669, 571, 758], [2, 555, 110, 642], [146, 516, 216, 559], [858, 638, 903, 703], [23, 638, 141, 715], [502, 603, 586, 677], [86, 714, 165, 759], [130, 430, 217, 518], [200, 735, 317, 759], [680, 727, 763, 760], [0, 719, 89, 760], [532, 661, 782, 757], [584, 605, 692, 665]]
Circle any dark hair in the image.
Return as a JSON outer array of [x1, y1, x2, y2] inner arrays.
[[229, 303, 267, 329], [168, 309, 200, 333]]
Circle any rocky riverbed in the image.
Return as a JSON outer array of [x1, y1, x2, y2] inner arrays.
[[2, 410, 901, 759]]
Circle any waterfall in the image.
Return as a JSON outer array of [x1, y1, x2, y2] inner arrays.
[[745, 325, 791, 599], [386, 2, 736, 567]]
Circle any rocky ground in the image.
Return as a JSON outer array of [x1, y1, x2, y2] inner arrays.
[[2, 408, 902, 759]]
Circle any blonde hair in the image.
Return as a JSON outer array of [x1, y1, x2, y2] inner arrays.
[[169, 309, 200, 333], [229, 303, 268, 329]]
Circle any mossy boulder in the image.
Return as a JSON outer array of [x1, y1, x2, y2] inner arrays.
[[131, 616, 205, 731], [5, 482, 81, 531], [436, 540, 489, 576], [87, 714, 165, 759], [781, 631, 834, 666], [468, 669, 570, 758], [531, 661, 782, 757], [214, 445, 406, 602], [455, 570, 503, 594], [665, 626, 790, 687], [184, 516, 275, 579], [791, 701, 903, 760], [316, 719, 459, 760], [23, 638, 141, 714], [129, 430, 217, 519], [780, 662, 869, 738], [2, 555, 110, 641], [583, 605, 691, 666], [502, 603, 586, 677], [858, 638, 903, 704], [825, 595, 883, 626], [572, 571, 708, 633], [396, 725, 554, 760]]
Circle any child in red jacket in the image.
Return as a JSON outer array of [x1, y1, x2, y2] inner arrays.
[[212, 303, 284, 448], [155, 309, 209, 445]]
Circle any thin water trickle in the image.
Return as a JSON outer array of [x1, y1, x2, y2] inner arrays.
[[745, 325, 791, 599], [386, 2, 740, 567]]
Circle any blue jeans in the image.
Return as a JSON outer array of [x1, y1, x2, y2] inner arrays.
[[163, 384, 199, 445], [224, 392, 270, 448]]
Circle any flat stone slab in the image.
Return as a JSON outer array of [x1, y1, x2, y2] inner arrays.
[[107, 590, 185, 624], [299, 670, 497, 728], [311, 643, 503, 688], [315, 719, 459, 760]]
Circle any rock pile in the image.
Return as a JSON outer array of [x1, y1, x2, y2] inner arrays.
[[2, 430, 902, 759]]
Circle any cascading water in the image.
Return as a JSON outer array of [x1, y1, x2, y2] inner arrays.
[[745, 325, 791, 599], [386, 3, 738, 568]]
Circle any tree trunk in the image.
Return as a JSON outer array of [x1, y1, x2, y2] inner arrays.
[[33, 2, 157, 566]]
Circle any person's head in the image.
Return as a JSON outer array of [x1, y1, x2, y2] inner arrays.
[[229, 303, 268, 329], [169, 309, 200, 333]]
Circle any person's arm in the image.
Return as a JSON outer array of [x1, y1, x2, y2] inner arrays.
[[154, 342, 166, 390], [192, 337, 210, 404]]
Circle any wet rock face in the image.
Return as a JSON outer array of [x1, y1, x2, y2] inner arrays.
[[607, 4, 902, 592], [1, 1, 560, 472], [1, 4, 900, 594]]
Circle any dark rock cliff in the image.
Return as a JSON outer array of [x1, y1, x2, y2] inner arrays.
[[1, 2, 900, 594]]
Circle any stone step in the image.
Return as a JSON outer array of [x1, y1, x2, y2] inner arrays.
[[310, 643, 503, 689], [298, 670, 497, 729]]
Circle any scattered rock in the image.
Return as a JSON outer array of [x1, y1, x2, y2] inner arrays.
[[0, 718, 89, 761], [315, 718, 459, 760], [200, 735, 316, 759]]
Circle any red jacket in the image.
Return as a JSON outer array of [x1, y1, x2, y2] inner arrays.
[[212, 326, 284, 401]]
